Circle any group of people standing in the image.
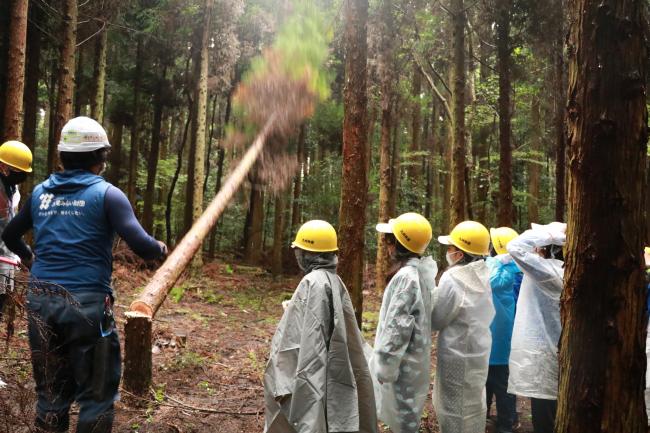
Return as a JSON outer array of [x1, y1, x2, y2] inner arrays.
[[264, 213, 566, 433]]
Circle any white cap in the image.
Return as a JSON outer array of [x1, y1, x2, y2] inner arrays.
[[58, 116, 111, 152], [376, 219, 395, 234]]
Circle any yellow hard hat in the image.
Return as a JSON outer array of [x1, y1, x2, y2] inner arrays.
[[292, 220, 338, 252], [645, 247, 650, 255], [438, 220, 490, 256], [0, 140, 32, 172], [490, 227, 519, 255], [376, 212, 432, 254]]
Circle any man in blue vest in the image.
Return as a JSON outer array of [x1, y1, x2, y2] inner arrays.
[[2, 116, 167, 433]]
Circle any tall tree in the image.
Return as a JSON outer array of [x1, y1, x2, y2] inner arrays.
[[527, 94, 541, 223], [184, 0, 213, 262], [496, 0, 514, 226], [407, 64, 422, 206], [338, 0, 369, 325], [127, 37, 143, 206], [375, 0, 395, 293], [271, 190, 287, 276], [2, 0, 29, 141], [290, 123, 306, 233], [48, 0, 78, 173], [142, 67, 167, 234], [449, 0, 467, 228], [553, 0, 567, 222], [22, 1, 41, 195], [556, 0, 648, 431], [90, 22, 108, 123]]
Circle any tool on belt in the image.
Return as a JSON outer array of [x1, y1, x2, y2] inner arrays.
[[92, 295, 115, 401]]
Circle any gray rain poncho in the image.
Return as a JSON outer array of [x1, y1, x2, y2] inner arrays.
[[369, 256, 438, 433], [263, 254, 377, 433], [506, 228, 564, 400], [431, 259, 494, 433]]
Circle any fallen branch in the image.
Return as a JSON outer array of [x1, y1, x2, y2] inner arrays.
[[164, 393, 262, 416]]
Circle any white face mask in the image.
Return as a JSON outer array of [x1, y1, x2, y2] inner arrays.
[[446, 251, 461, 266]]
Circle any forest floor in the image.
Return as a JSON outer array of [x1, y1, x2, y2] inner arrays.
[[0, 257, 533, 433]]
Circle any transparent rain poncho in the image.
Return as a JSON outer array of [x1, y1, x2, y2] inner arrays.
[[431, 259, 494, 433], [368, 256, 438, 433], [264, 254, 377, 433], [506, 229, 564, 400]]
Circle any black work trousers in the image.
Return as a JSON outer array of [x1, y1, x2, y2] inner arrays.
[[486, 365, 517, 433], [530, 397, 557, 433], [27, 290, 120, 433]]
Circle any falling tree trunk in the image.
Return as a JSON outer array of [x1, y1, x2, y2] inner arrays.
[[184, 0, 213, 264], [556, 0, 648, 431], [338, 0, 369, 326], [290, 124, 306, 233], [22, 2, 40, 196], [528, 94, 541, 224], [47, 0, 77, 173], [90, 22, 108, 123], [128, 38, 143, 206], [449, 0, 466, 228], [2, 0, 29, 141], [554, 0, 567, 222], [496, 0, 513, 227], [142, 70, 166, 234], [271, 191, 287, 276]]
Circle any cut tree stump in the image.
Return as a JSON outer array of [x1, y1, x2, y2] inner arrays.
[[122, 311, 152, 399]]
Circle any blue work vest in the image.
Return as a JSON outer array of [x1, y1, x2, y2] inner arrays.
[[31, 170, 114, 294]]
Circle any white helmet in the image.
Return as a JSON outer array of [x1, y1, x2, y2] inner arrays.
[[58, 116, 111, 152]]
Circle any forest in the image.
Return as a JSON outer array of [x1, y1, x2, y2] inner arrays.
[[0, 0, 648, 432]]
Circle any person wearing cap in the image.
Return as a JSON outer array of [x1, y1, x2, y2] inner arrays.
[[1, 116, 167, 433], [433, 220, 495, 433], [0, 140, 32, 318], [263, 220, 377, 433], [506, 222, 565, 433], [370, 212, 437, 433], [485, 227, 522, 433]]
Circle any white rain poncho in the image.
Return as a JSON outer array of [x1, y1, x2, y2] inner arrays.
[[263, 254, 377, 433], [431, 259, 494, 433], [506, 228, 564, 400], [369, 256, 438, 433]]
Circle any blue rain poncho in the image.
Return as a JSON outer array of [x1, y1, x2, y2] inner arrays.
[[485, 255, 521, 365], [431, 259, 494, 433], [369, 256, 438, 433], [263, 254, 377, 433], [506, 228, 564, 400]]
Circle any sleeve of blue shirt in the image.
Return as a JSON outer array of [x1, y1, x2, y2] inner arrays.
[[1, 198, 33, 261], [104, 185, 164, 260]]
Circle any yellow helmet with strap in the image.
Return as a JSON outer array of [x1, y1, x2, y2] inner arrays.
[[292, 220, 338, 252]]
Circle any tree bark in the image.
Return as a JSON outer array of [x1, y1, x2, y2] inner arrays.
[[496, 0, 513, 227], [556, 0, 648, 431], [48, 0, 77, 173], [2, 0, 29, 141], [122, 312, 152, 398], [389, 102, 400, 217], [338, 0, 369, 326], [528, 94, 541, 224], [128, 38, 143, 206], [449, 0, 467, 228], [73, 44, 84, 117], [90, 22, 108, 123]]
